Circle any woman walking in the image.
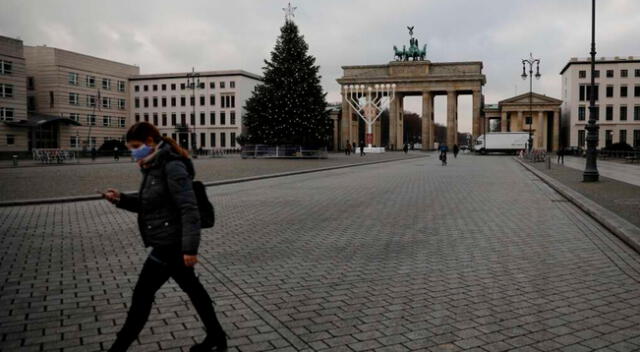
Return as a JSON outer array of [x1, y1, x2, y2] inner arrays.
[[102, 122, 226, 352]]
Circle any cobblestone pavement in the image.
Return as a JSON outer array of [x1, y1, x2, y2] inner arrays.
[[1, 155, 640, 352], [561, 156, 640, 187], [0, 152, 419, 202]]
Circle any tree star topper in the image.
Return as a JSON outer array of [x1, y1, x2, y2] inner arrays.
[[283, 2, 297, 21]]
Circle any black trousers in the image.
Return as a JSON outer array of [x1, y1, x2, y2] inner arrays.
[[110, 247, 224, 351]]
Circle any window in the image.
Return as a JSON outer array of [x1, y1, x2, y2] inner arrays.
[[0, 107, 14, 121], [143, 97, 149, 108], [153, 113, 158, 126], [210, 112, 215, 125], [578, 130, 586, 148], [161, 97, 167, 107], [230, 111, 236, 125], [102, 97, 111, 109], [27, 97, 35, 111], [620, 130, 627, 144], [69, 92, 80, 105], [210, 133, 216, 147], [190, 113, 195, 126], [180, 83, 186, 90], [86, 75, 96, 88], [153, 84, 158, 91], [635, 130, 640, 147], [69, 113, 80, 122], [135, 113, 140, 122], [143, 113, 149, 122], [220, 111, 226, 125], [162, 113, 167, 126], [88, 114, 96, 126], [200, 112, 205, 125], [606, 70, 614, 78], [171, 113, 176, 126], [27, 77, 34, 90], [200, 133, 206, 147], [620, 105, 628, 121], [593, 70, 600, 78], [171, 83, 176, 91], [221, 132, 226, 147], [0, 60, 12, 74], [6, 134, 14, 145], [200, 95, 205, 106], [144, 85, 149, 91], [117, 80, 126, 92], [190, 96, 195, 106], [605, 130, 613, 147], [161, 84, 167, 91], [578, 70, 586, 79], [621, 69, 628, 78], [199, 82, 205, 89], [69, 72, 79, 85], [580, 85, 599, 101], [118, 98, 126, 110], [181, 96, 186, 106], [231, 95, 235, 108], [86, 95, 96, 107], [134, 97, 140, 108], [171, 96, 176, 107], [120, 118, 126, 128], [210, 95, 215, 106], [636, 69, 640, 78], [209, 81, 215, 89], [621, 85, 628, 97], [635, 86, 640, 97], [635, 106, 640, 121], [230, 81, 235, 89], [592, 105, 600, 120], [103, 116, 110, 127], [606, 105, 613, 121], [606, 85, 613, 98], [152, 97, 158, 107], [49, 91, 55, 108], [220, 81, 226, 89], [181, 113, 186, 125], [135, 85, 140, 92], [0, 84, 13, 98], [231, 132, 236, 147], [102, 78, 111, 90], [70, 136, 79, 148]]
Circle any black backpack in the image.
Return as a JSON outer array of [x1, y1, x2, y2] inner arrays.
[[192, 180, 215, 229]]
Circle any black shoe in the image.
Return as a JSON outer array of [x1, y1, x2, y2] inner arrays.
[[190, 333, 228, 352]]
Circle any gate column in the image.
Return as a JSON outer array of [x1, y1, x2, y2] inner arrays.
[[472, 90, 481, 138], [447, 91, 458, 145], [422, 91, 433, 150]]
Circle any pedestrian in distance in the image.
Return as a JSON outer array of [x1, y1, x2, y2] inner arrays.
[[439, 143, 448, 166], [345, 140, 351, 156], [557, 145, 565, 165], [352, 141, 357, 154], [101, 122, 227, 352], [453, 144, 459, 158], [359, 140, 365, 156], [114, 146, 120, 161], [403, 143, 409, 154], [91, 146, 97, 161]]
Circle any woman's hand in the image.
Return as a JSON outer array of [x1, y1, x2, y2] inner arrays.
[[103, 188, 120, 204], [183, 254, 198, 267]]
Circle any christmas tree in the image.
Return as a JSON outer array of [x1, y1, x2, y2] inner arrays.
[[242, 17, 330, 147]]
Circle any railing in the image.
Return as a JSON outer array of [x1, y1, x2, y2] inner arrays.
[[520, 149, 547, 163], [241, 145, 328, 159], [195, 148, 242, 158], [32, 149, 77, 164], [598, 150, 640, 160]]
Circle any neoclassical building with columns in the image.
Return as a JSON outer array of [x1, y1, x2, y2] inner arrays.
[[336, 60, 485, 150], [482, 92, 562, 151]]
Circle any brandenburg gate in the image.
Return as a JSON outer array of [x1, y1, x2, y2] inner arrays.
[[336, 28, 486, 150]]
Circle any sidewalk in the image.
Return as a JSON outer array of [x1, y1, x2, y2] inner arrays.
[[562, 155, 640, 187]]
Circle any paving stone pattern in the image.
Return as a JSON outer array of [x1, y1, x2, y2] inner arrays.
[[1, 155, 640, 351]]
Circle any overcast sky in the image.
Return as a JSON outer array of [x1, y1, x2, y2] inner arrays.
[[2, 0, 640, 132]]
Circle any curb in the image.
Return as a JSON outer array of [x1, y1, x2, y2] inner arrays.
[[0, 155, 427, 207], [514, 157, 640, 254]]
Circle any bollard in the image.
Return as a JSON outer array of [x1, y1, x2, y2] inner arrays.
[[12, 154, 18, 167], [546, 155, 551, 169]]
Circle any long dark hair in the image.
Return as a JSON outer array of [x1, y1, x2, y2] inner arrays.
[[126, 122, 190, 159]]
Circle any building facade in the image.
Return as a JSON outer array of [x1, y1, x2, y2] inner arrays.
[[0, 36, 28, 152], [129, 71, 261, 151], [23, 45, 139, 150], [561, 56, 640, 149], [482, 92, 562, 151]]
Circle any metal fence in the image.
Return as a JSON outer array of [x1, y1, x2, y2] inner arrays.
[[32, 149, 77, 164], [241, 145, 328, 159]]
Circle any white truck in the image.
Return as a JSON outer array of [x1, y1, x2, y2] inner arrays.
[[474, 132, 529, 154]]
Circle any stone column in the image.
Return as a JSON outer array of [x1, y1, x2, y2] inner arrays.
[[340, 95, 350, 149], [447, 91, 458, 145], [396, 95, 405, 148], [389, 95, 399, 150], [332, 117, 339, 151], [501, 111, 508, 132], [553, 109, 560, 151], [517, 111, 523, 132], [422, 91, 433, 150], [472, 90, 481, 138], [537, 111, 545, 149]]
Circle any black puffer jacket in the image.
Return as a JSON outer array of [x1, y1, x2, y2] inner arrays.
[[117, 142, 201, 254]]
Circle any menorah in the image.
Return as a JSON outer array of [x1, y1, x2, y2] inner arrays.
[[343, 83, 397, 151]]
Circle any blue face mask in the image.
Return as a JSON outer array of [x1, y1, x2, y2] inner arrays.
[[131, 144, 154, 161]]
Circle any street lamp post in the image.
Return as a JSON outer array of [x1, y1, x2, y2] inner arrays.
[[583, 0, 599, 182], [521, 53, 541, 155], [186, 67, 200, 156]]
